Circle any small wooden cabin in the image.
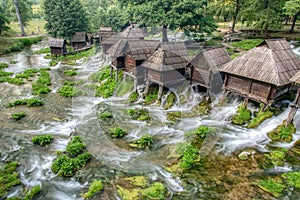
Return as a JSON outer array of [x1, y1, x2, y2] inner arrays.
[[286, 71, 300, 125], [48, 38, 67, 56], [220, 38, 300, 107], [99, 27, 113, 43], [141, 48, 189, 100], [71, 32, 88, 50], [189, 47, 231, 95]]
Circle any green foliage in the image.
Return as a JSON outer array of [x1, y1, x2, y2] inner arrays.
[[265, 148, 287, 166], [0, 6, 9, 36], [66, 136, 86, 157], [0, 62, 9, 69], [167, 111, 181, 122], [57, 85, 87, 97], [256, 178, 284, 197], [110, 127, 126, 138], [32, 134, 54, 146], [185, 126, 215, 139], [127, 108, 150, 121], [90, 66, 111, 82], [248, 108, 274, 128], [267, 123, 296, 142], [141, 182, 166, 200], [95, 78, 116, 98], [11, 112, 26, 120], [144, 88, 158, 105], [32, 69, 51, 95], [129, 134, 153, 149], [0, 70, 13, 77], [34, 47, 51, 54], [15, 68, 38, 79], [63, 81, 76, 86], [63, 69, 78, 76], [82, 180, 103, 199], [231, 104, 251, 125], [282, 171, 300, 189], [32, 83, 51, 95], [7, 98, 44, 107], [99, 111, 113, 119], [128, 92, 139, 103], [9, 60, 17, 64], [163, 92, 176, 110], [24, 185, 41, 200], [179, 145, 199, 169], [231, 39, 264, 51], [0, 161, 21, 198], [124, 176, 148, 187]]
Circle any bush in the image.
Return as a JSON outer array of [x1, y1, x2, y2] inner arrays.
[[66, 136, 86, 157], [24, 185, 41, 200], [110, 127, 126, 138], [129, 134, 153, 149], [82, 180, 103, 199], [32, 134, 54, 146], [11, 112, 26, 120]]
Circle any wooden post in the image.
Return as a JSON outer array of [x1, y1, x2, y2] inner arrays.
[[286, 105, 297, 126], [157, 85, 164, 101], [134, 78, 137, 92], [243, 97, 249, 107], [144, 80, 150, 95], [221, 89, 227, 105]]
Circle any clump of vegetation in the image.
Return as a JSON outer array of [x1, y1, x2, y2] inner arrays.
[[248, 107, 274, 128], [110, 127, 126, 138], [0, 62, 9, 69], [9, 60, 17, 64], [63, 69, 78, 76], [197, 100, 211, 115], [265, 148, 287, 166], [66, 136, 86, 157], [231, 104, 251, 125], [128, 92, 139, 103], [89, 66, 111, 82], [57, 85, 87, 97], [163, 92, 176, 110], [32, 69, 51, 95], [124, 176, 148, 187], [117, 186, 140, 200], [231, 39, 264, 51], [267, 122, 296, 142], [0, 70, 13, 77], [0, 161, 21, 198], [167, 111, 181, 122], [63, 80, 76, 86], [51, 136, 91, 177], [24, 185, 41, 200], [0, 36, 42, 55], [141, 182, 166, 200], [144, 88, 158, 105], [99, 111, 113, 119], [127, 108, 150, 121], [34, 47, 50, 54], [178, 145, 199, 169], [256, 178, 284, 197], [95, 78, 116, 98], [129, 134, 153, 149], [82, 180, 103, 199], [15, 68, 38, 79], [11, 112, 26, 120], [282, 171, 300, 189], [32, 134, 54, 146], [7, 98, 44, 107], [185, 125, 215, 139]]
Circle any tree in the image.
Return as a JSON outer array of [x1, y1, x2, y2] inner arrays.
[[0, 3, 10, 35], [120, 0, 217, 42], [44, 0, 88, 39], [284, 0, 300, 33], [12, 0, 26, 36], [239, 0, 284, 37]]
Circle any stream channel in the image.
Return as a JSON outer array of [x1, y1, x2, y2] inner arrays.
[[1, 39, 300, 200]]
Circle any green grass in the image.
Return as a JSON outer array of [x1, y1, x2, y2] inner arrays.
[[256, 178, 284, 197], [11, 112, 26, 120], [142, 182, 166, 200], [89, 66, 111, 82], [231, 39, 264, 51], [32, 135, 54, 146], [8, 19, 47, 36], [129, 134, 153, 149], [127, 108, 150, 121], [0, 36, 43, 55], [231, 104, 251, 125], [144, 88, 158, 105], [63, 69, 78, 76], [0, 161, 21, 198], [34, 47, 50, 54], [82, 180, 103, 199]]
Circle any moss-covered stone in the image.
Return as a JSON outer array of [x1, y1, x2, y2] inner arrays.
[[124, 176, 148, 187], [127, 108, 150, 121], [256, 178, 284, 197], [0, 161, 21, 198], [248, 107, 274, 128], [231, 104, 251, 125], [267, 122, 296, 142], [163, 92, 176, 110], [141, 182, 167, 200], [282, 171, 300, 189], [32, 134, 54, 146], [117, 186, 141, 200], [24, 185, 41, 200], [265, 148, 287, 166], [82, 180, 103, 199], [167, 111, 181, 122], [11, 112, 26, 120], [129, 134, 153, 150], [144, 88, 158, 105]]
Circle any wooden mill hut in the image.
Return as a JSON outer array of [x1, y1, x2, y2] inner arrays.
[[160, 42, 190, 61], [189, 47, 231, 96], [71, 32, 88, 50], [48, 38, 67, 56], [220, 38, 300, 107], [286, 71, 300, 125], [141, 48, 189, 100], [99, 27, 113, 43]]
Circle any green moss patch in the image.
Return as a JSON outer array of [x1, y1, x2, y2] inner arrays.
[[265, 148, 287, 166], [142, 182, 167, 200], [144, 88, 158, 105], [7, 98, 44, 107], [0, 161, 21, 198], [95, 78, 116, 98], [282, 171, 300, 189], [109, 127, 126, 138], [256, 178, 284, 197], [63, 69, 78, 77], [66, 136, 86, 157], [24, 185, 41, 200], [128, 92, 139, 103], [248, 107, 274, 128], [163, 92, 176, 110], [124, 176, 148, 187], [32, 134, 54, 146], [99, 111, 113, 119], [57, 85, 87, 97], [129, 134, 153, 150], [127, 108, 150, 121], [11, 112, 26, 120], [82, 180, 103, 199], [167, 111, 181, 122], [231, 104, 251, 125], [32, 69, 51, 95], [267, 122, 296, 142], [0, 62, 9, 69]]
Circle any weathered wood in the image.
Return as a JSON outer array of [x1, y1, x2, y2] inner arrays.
[[157, 85, 164, 100], [144, 79, 150, 95]]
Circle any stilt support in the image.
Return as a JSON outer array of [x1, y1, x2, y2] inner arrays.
[[144, 80, 150, 95], [157, 85, 164, 101], [286, 105, 298, 126]]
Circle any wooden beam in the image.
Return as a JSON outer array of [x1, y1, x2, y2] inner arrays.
[[157, 85, 164, 101], [144, 79, 150, 95]]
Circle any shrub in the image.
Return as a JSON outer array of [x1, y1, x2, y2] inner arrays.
[[32, 134, 54, 146], [0, 161, 21, 198], [110, 127, 126, 138], [142, 182, 166, 200], [11, 112, 26, 120], [57, 85, 87, 97], [24, 185, 41, 200], [129, 134, 153, 149], [0, 62, 9, 69], [82, 180, 103, 199], [256, 178, 284, 197], [63, 69, 78, 76], [99, 112, 113, 119], [66, 136, 86, 157]]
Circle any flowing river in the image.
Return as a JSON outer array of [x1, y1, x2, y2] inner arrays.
[[1, 39, 300, 200]]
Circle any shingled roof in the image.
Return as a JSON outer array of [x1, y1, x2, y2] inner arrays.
[[140, 48, 189, 71], [71, 32, 87, 42], [99, 27, 113, 32], [48, 38, 66, 48], [220, 38, 300, 86], [191, 47, 231, 74], [120, 27, 147, 39], [160, 42, 190, 61], [291, 71, 300, 84]]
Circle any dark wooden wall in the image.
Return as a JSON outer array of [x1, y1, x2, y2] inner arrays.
[[72, 42, 86, 50]]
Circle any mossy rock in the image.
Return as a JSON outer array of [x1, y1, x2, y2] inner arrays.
[[265, 148, 287, 166], [255, 178, 284, 197], [248, 108, 274, 128], [117, 186, 141, 200], [163, 92, 177, 110], [231, 104, 251, 125], [124, 176, 148, 187], [167, 111, 181, 122], [267, 122, 296, 142]]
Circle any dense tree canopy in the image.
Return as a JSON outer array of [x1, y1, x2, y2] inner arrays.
[[284, 0, 300, 32], [0, 6, 10, 35], [44, 0, 88, 39]]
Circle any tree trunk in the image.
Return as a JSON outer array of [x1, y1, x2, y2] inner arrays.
[[12, 0, 25, 36], [290, 12, 299, 33], [231, 0, 240, 33], [162, 25, 168, 42]]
